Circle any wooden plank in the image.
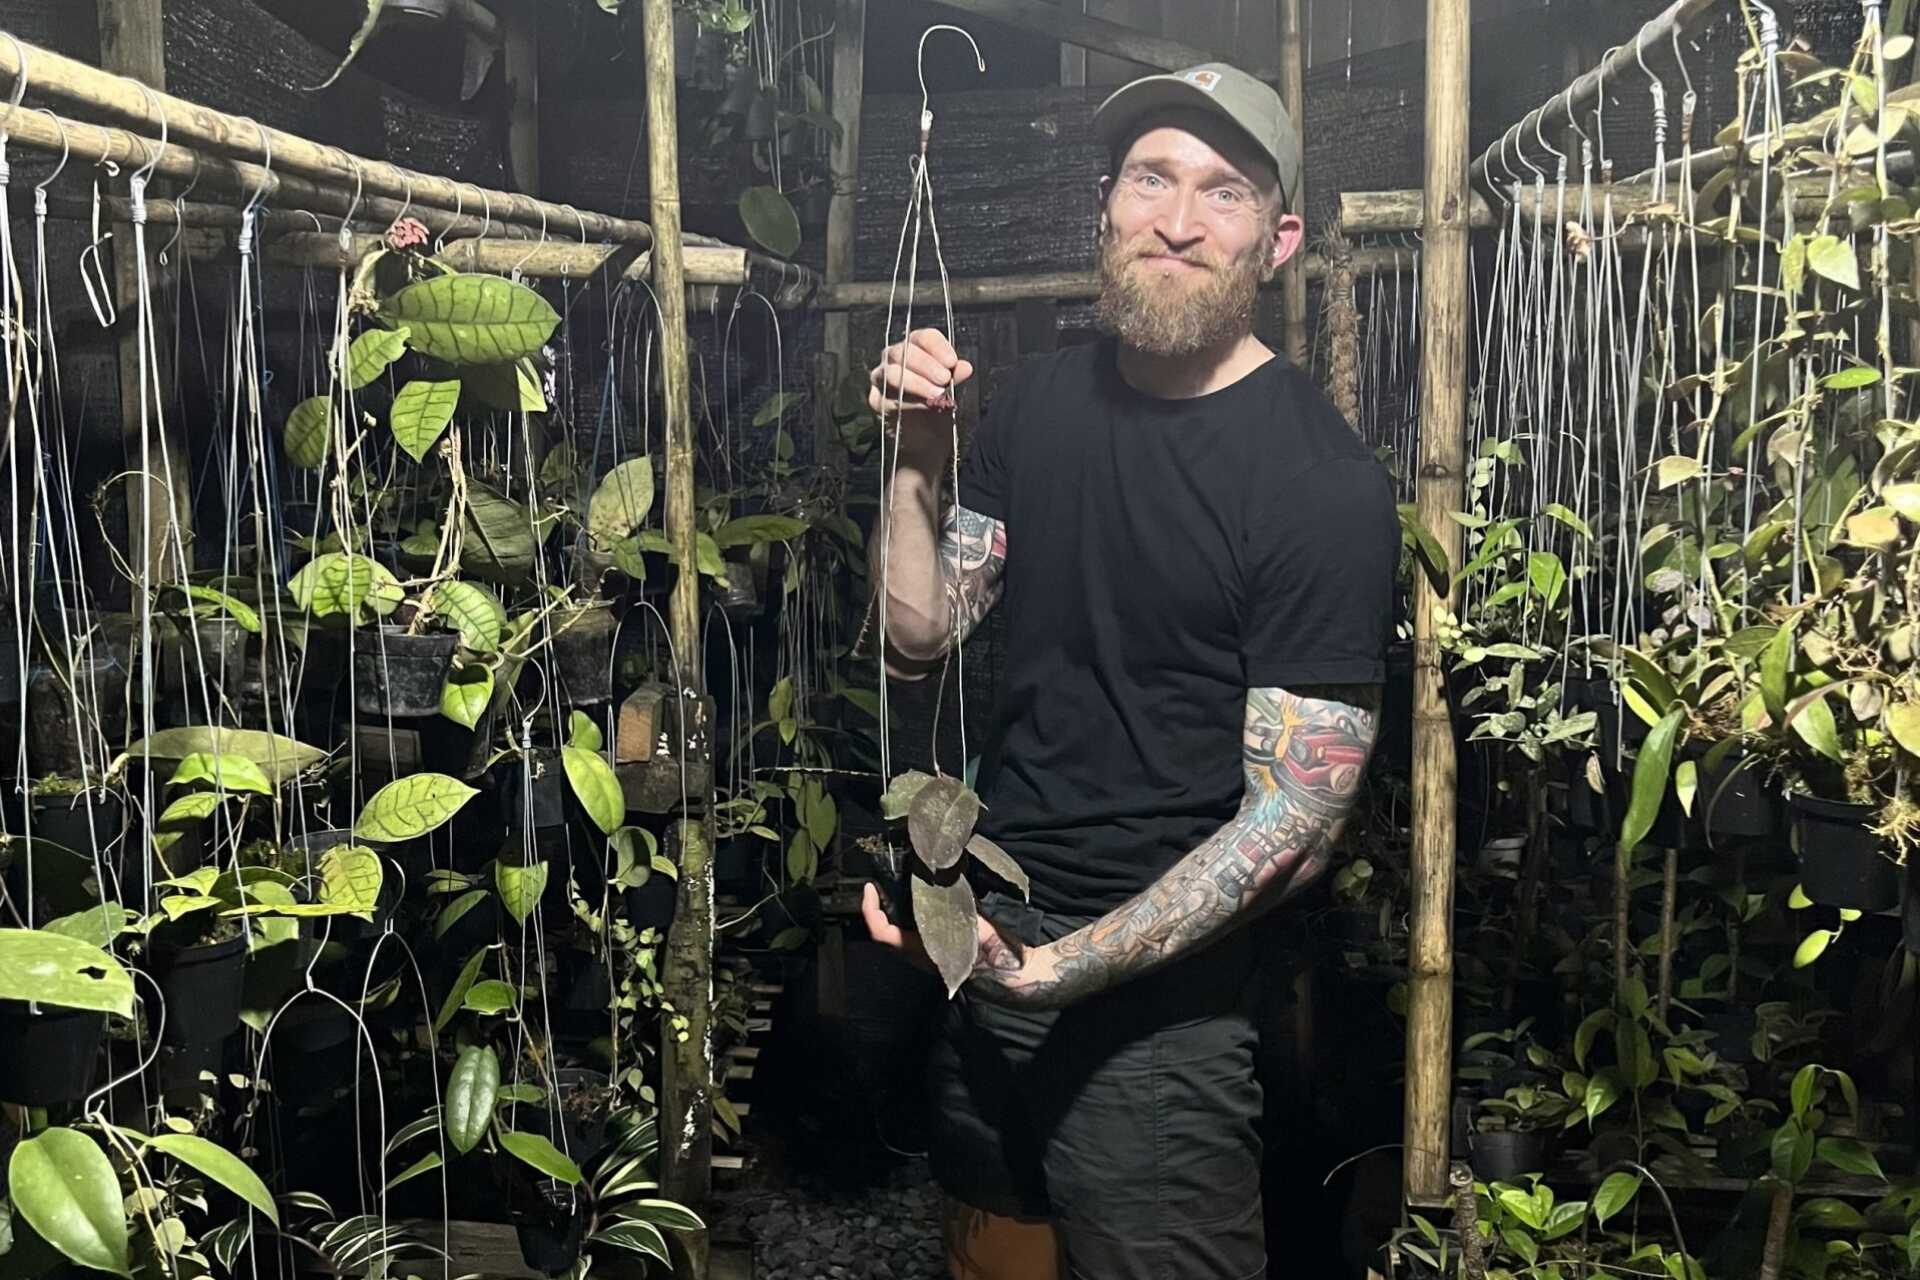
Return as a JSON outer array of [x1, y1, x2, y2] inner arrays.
[[923, 0, 1278, 80], [1403, 0, 1468, 1210]]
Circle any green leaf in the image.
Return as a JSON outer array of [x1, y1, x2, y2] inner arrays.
[[445, 1046, 499, 1154], [1796, 1197, 1867, 1229], [177, 584, 261, 633], [1527, 551, 1566, 606], [1585, 1070, 1622, 1123], [1618, 707, 1685, 859], [1821, 365, 1882, 390], [1593, 1171, 1642, 1228], [1792, 1064, 1820, 1118], [1781, 233, 1808, 293], [1397, 503, 1450, 592], [288, 552, 403, 621], [8, 1128, 131, 1276], [786, 829, 817, 884], [1790, 693, 1844, 762], [461, 483, 542, 584], [1620, 646, 1679, 715], [1816, 1138, 1886, 1180], [713, 514, 810, 549], [1574, 1010, 1615, 1071], [561, 745, 623, 835], [1761, 625, 1794, 725], [127, 726, 327, 786], [587, 458, 656, 549], [568, 710, 603, 753], [385, 1152, 443, 1192], [440, 662, 495, 730], [429, 581, 507, 654], [435, 889, 489, 939], [0, 928, 135, 1016], [752, 390, 803, 428], [356, 773, 480, 842], [346, 325, 410, 390], [499, 1130, 583, 1185], [319, 845, 383, 916], [462, 358, 547, 413], [1540, 502, 1593, 539], [383, 274, 560, 365], [147, 1134, 279, 1225], [1807, 234, 1860, 289], [283, 396, 332, 470], [495, 859, 550, 928], [309, 0, 388, 90], [434, 947, 491, 1032], [389, 379, 463, 462], [624, 1199, 705, 1232], [462, 978, 516, 1015], [169, 752, 274, 795], [1886, 699, 1920, 756], [1656, 455, 1705, 489], [1789, 924, 1835, 967], [738, 186, 801, 258], [40, 904, 131, 948]]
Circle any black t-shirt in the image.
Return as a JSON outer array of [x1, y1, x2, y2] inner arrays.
[[956, 338, 1399, 915]]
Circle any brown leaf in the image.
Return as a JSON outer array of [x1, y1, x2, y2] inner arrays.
[[965, 834, 1029, 900], [880, 769, 937, 821], [911, 872, 978, 998], [907, 775, 980, 872]]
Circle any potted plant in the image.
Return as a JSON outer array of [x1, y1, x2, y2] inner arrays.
[[0, 919, 136, 1106], [1467, 1079, 1575, 1182]]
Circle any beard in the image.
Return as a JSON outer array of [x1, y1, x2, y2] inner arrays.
[[1093, 225, 1268, 358]]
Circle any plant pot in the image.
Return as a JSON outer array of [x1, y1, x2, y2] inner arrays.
[[1790, 793, 1900, 912], [150, 934, 248, 1049], [351, 626, 457, 718], [1467, 1128, 1554, 1183], [625, 874, 678, 932], [503, 750, 569, 829], [1905, 857, 1920, 955], [0, 1001, 105, 1105], [515, 1187, 587, 1276], [422, 697, 500, 779], [290, 829, 396, 942], [162, 616, 249, 696], [1698, 752, 1777, 841], [1477, 835, 1528, 876], [543, 1068, 613, 1167], [26, 658, 129, 775], [550, 605, 617, 707]]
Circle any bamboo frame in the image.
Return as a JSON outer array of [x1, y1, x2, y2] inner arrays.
[[1404, 0, 1470, 1210], [819, 0, 866, 464], [1278, 0, 1308, 368]]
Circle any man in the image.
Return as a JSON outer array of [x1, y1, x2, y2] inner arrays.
[[860, 62, 1398, 1280]]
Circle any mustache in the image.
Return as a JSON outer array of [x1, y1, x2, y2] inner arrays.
[[1117, 244, 1218, 271]]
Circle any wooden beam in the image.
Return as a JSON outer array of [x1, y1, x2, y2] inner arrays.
[[923, 0, 1278, 80], [501, 0, 540, 195], [1403, 0, 1468, 1210], [643, 0, 714, 1228], [819, 0, 865, 466], [97, 0, 186, 606], [1277, 0, 1307, 368]]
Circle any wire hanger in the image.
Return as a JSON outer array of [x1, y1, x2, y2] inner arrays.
[[78, 125, 119, 329]]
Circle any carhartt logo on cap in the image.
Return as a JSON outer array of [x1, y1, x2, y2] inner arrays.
[[1183, 69, 1221, 91]]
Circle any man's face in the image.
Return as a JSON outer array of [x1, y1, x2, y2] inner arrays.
[[1094, 111, 1305, 358]]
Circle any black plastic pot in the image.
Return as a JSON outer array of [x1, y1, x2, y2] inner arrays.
[[163, 616, 249, 695], [503, 750, 569, 830], [289, 829, 396, 943], [544, 1069, 613, 1167], [26, 658, 129, 776], [625, 874, 678, 932], [550, 606, 617, 707], [1468, 1128, 1554, 1183], [0, 635, 20, 706], [1698, 752, 1777, 841], [1790, 793, 1900, 912], [1904, 857, 1920, 955], [0, 1002, 105, 1105], [351, 626, 457, 718], [150, 934, 248, 1048], [515, 1187, 587, 1276]]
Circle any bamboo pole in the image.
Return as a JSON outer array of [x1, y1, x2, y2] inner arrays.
[[1278, 0, 1307, 368], [1403, 0, 1469, 1209], [0, 30, 653, 246], [923, 0, 1278, 79], [1323, 225, 1360, 430], [97, 0, 185, 603], [820, 0, 866, 466], [642, 0, 714, 1220], [501, 0, 540, 195]]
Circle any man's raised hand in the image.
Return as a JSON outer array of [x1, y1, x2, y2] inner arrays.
[[869, 328, 975, 417]]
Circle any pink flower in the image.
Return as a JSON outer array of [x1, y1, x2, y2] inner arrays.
[[387, 216, 430, 251]]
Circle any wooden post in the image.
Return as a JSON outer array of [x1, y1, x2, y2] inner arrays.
[[819, 0, 866, 466], [1402, 0, 1468, 1209], [502, 0, 541, 195], [1277, 0, 1308, 369], [97, 0, 186, 601], [643, 0, 714, 1221]]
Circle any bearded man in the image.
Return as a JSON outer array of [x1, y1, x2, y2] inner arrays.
[[862, 63, 1399, 1280]]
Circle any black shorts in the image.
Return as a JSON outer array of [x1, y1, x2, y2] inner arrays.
[[926, 893, 1267, 1280]]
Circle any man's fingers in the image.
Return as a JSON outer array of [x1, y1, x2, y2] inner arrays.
[[862, 882, 903, 947], [911, 327, 960, 368]]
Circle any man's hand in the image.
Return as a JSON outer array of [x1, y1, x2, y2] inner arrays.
[[870, 328, 976, 418], [860, 881, 1042, 985]]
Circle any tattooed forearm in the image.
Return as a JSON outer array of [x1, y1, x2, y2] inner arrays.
[[968, 684, 1380, 1009], [938, 503, 1008, 648]]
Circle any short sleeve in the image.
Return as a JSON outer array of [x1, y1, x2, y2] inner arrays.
[[1241, 455, 1399, 688], [954, 362, 1022, 522]]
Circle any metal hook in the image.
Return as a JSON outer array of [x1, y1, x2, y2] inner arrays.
[[510, 201, 548, 278], [474, 185, 492, 241], [1670, 25, 1695, 101], [241, 117, 273, 215], [338, 152, 363, 249], [916, 24, 987, 142], [131, 83, 167, 186], [0, 33, 28, 145], [1532, 103, 1567, 180], [32, 109, 70, 197], [79, 152, 116, 327], [435, 184, 465, 253], [158, 149, 200, 267]]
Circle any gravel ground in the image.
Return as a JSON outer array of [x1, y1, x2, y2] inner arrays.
[[721, 1157, 948, 1280]]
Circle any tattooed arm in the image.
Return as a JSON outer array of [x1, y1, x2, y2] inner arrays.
[[868, 487, 1008, 678], [966, 684, 1379, 1009]]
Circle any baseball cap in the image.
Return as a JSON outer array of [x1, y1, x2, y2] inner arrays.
[[1092, 63, 1301, 211]]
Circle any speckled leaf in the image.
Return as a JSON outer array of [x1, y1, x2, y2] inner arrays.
[[911, 872, 978, 999], [587, 458, 656, 549], [907, 776, 980, 872], [390, 379, 462, 462], [355, 773, 479, 842], [445, 1046, 499, 1154], [346, 325, 410, 390], [738, 186, 801, 258], [0, 929, 134, 1016], [283, 396, 331, 470], [8, 1128, 130, 1276], [880, 770, 936, 820], [965, 834, 1028, 899], [383, 274, 559, 365]]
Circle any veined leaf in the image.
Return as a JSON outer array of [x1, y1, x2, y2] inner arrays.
[[288, 552, 402, 622], [390, 379, 463, 462], [1807, 234, 1860, 289], [346, 325, 409, 390], [319, 845, 383, 917], [1592, 1171, 1642, 1228], [445, 1046, 499, 1154], [440, 662, 494, 730], [587, 458, 656, 549], [496, 859, 550, 928], [428, 580, 507, 654], [561, 745, 623, 835], [383, 274, 559, 365], [169, 752, 274, 795], [283, 396, 332, 470], [355, 773, 480, 842]]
